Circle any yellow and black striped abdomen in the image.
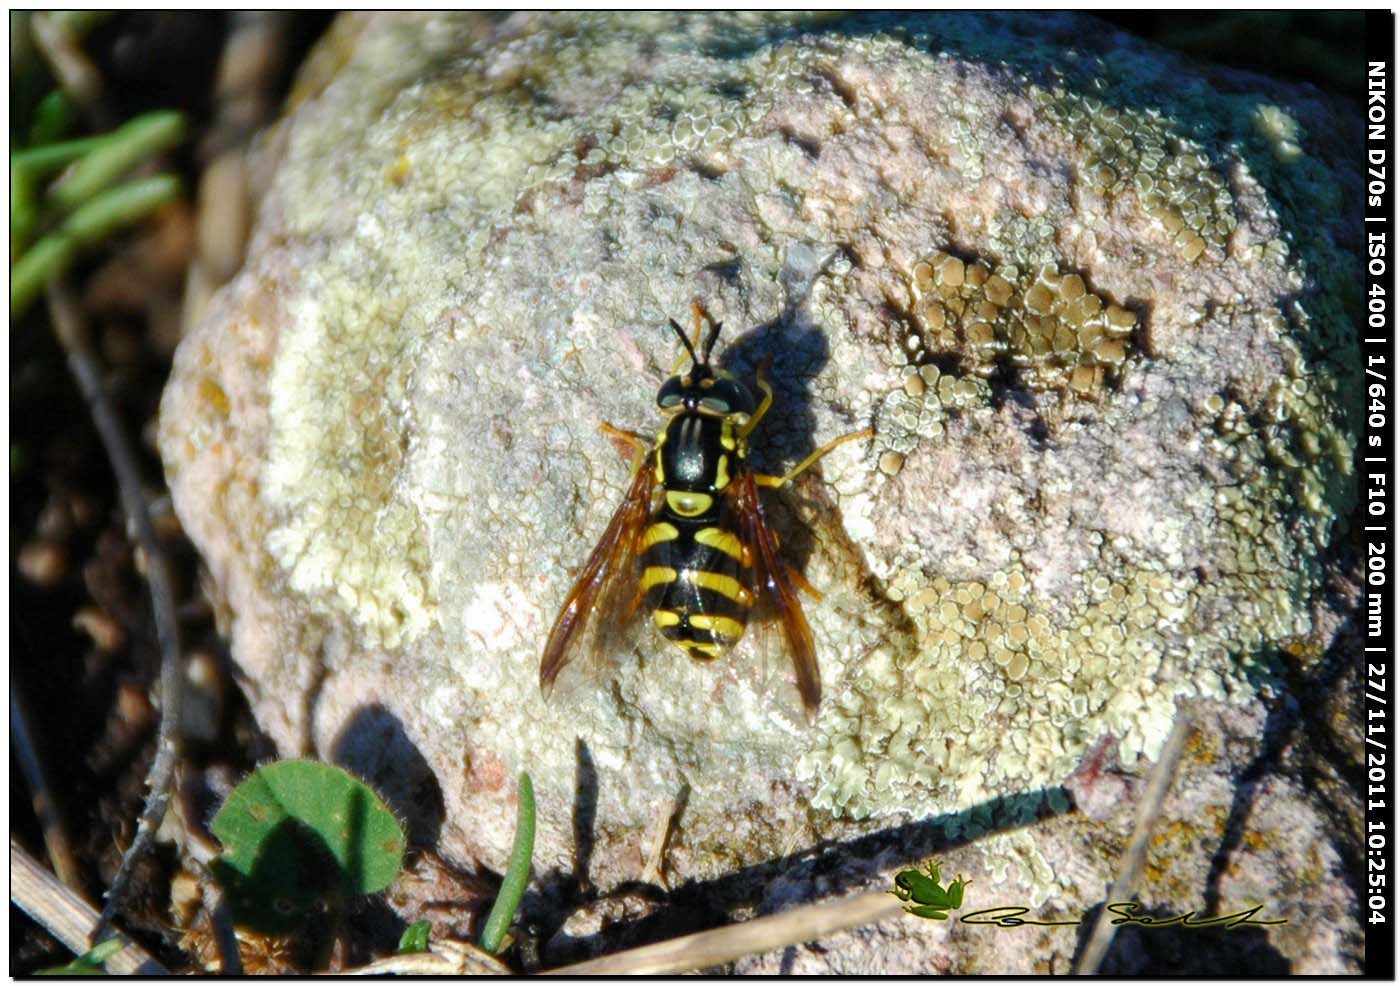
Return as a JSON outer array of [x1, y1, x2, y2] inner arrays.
[[639, 508, 752, 662]]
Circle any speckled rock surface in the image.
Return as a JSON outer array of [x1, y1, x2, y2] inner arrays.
[[159, 12, 1363, 971]]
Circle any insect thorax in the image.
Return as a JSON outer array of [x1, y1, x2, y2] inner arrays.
[[641, 409, 752, 661], [653, 411, 741, 511]]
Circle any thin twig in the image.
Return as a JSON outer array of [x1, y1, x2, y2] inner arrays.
[[11, 837, 169, 975], [639, 782, 690, 890], [543, 888, 907, 975], [206, 11, 292, 156], [185, 13, 288, 330], [27, 12, 109, 128], [200, 873, 244, 976], [44, 282, 185, 943], [10, 678, 83, 891], [1072, 711, 1194, 975]]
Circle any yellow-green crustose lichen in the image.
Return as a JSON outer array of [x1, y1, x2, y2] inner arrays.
[[263, 271, 434, 648], [896, 250, 1138, 396], [1253, 104, 1305, 164], [1036, 90, 1236, 263], [816, 307, 1351, 826]]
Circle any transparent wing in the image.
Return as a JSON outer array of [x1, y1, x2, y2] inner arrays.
[[732, 470, 822, 721], [540, 459, 656, 697]]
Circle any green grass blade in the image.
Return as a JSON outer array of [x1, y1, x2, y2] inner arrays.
[[28, 88, 82, 145], [11, 174, 181, 320], [12, 135, 108, 181], [479, 772, 536, 954], [398, 919, 432, 954], [62, 172, 182, 248], [10, 234, 76, 321], [34, 938, 126, 976], [48, 111, 186, 212]]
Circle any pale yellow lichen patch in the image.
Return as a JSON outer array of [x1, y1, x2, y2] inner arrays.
[[262, 273, 434, 648], [1035, 88, 1236, 262], [1253, 103, 1304, 164], [901, 250, 1137, 395], [979, 830, 1068, 909], [797, 533, 1326, 819]]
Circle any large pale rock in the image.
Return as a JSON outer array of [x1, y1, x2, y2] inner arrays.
[[160, 12, 1363, 971]]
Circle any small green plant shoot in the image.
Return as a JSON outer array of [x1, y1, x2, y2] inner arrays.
[[397, 920, 432, 955], [888, 860, 971, 921], [478, 771, 536, 954], [209, 760, 406, 934], [35, 938, 126, 976], [10, 109, 187, 319]]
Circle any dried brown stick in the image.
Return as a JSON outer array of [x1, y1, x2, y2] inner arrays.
[[11, 837, 169, 975], [10, 679, 83, 891], [185, 13, 287, 334], [200, 873, 244, 976], [28, 12, 109, 128], [543, 888, 907, 976], [1071, 711, 1194, 975], [638, 782, 689, 889], [208, 11, 292, 154], [45, 282, 184, 942]]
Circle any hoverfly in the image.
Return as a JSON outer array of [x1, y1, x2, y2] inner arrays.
[[539, 303, 873, 719]]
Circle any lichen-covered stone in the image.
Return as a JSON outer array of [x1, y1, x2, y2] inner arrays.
[[900, 250, 1137, 394], [159, 12, 1362, 970]]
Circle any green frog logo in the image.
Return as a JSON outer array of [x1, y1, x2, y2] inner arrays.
[[888, 860, 971, 921]]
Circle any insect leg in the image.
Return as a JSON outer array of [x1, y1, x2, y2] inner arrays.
[[738, 360, 774, 439], [752, 427, 875, 488], [599, 421, 651, 469], [785, 563, 823, 600]]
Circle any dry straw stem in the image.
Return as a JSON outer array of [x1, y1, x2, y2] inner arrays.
[[11, 837, 169, 975], [544, 888, 907, 975], [27, 12, 108, 124], [1072, 710, 1194, 975], [334, 939, 511, 976]]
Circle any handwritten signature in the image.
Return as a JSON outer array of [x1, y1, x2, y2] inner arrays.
[[959, 902, 1286, 930]]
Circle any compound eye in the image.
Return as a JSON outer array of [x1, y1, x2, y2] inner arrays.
[[657, 377, 685, 409], [699, 396, 730, 414]]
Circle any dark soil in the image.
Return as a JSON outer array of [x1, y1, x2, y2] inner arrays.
[[10, 12, 329, 974]]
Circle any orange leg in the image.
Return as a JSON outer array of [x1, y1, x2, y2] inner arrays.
[[753, 427, 875, 489], [786, 564, 823, 600], [600, 421, 651, 472], [670, 301, 707, 375], [738, 360, 774, 439]]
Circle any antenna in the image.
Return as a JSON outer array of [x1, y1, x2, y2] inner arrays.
[[701, 319, 723, 364], [668, 319, 700, 366]]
